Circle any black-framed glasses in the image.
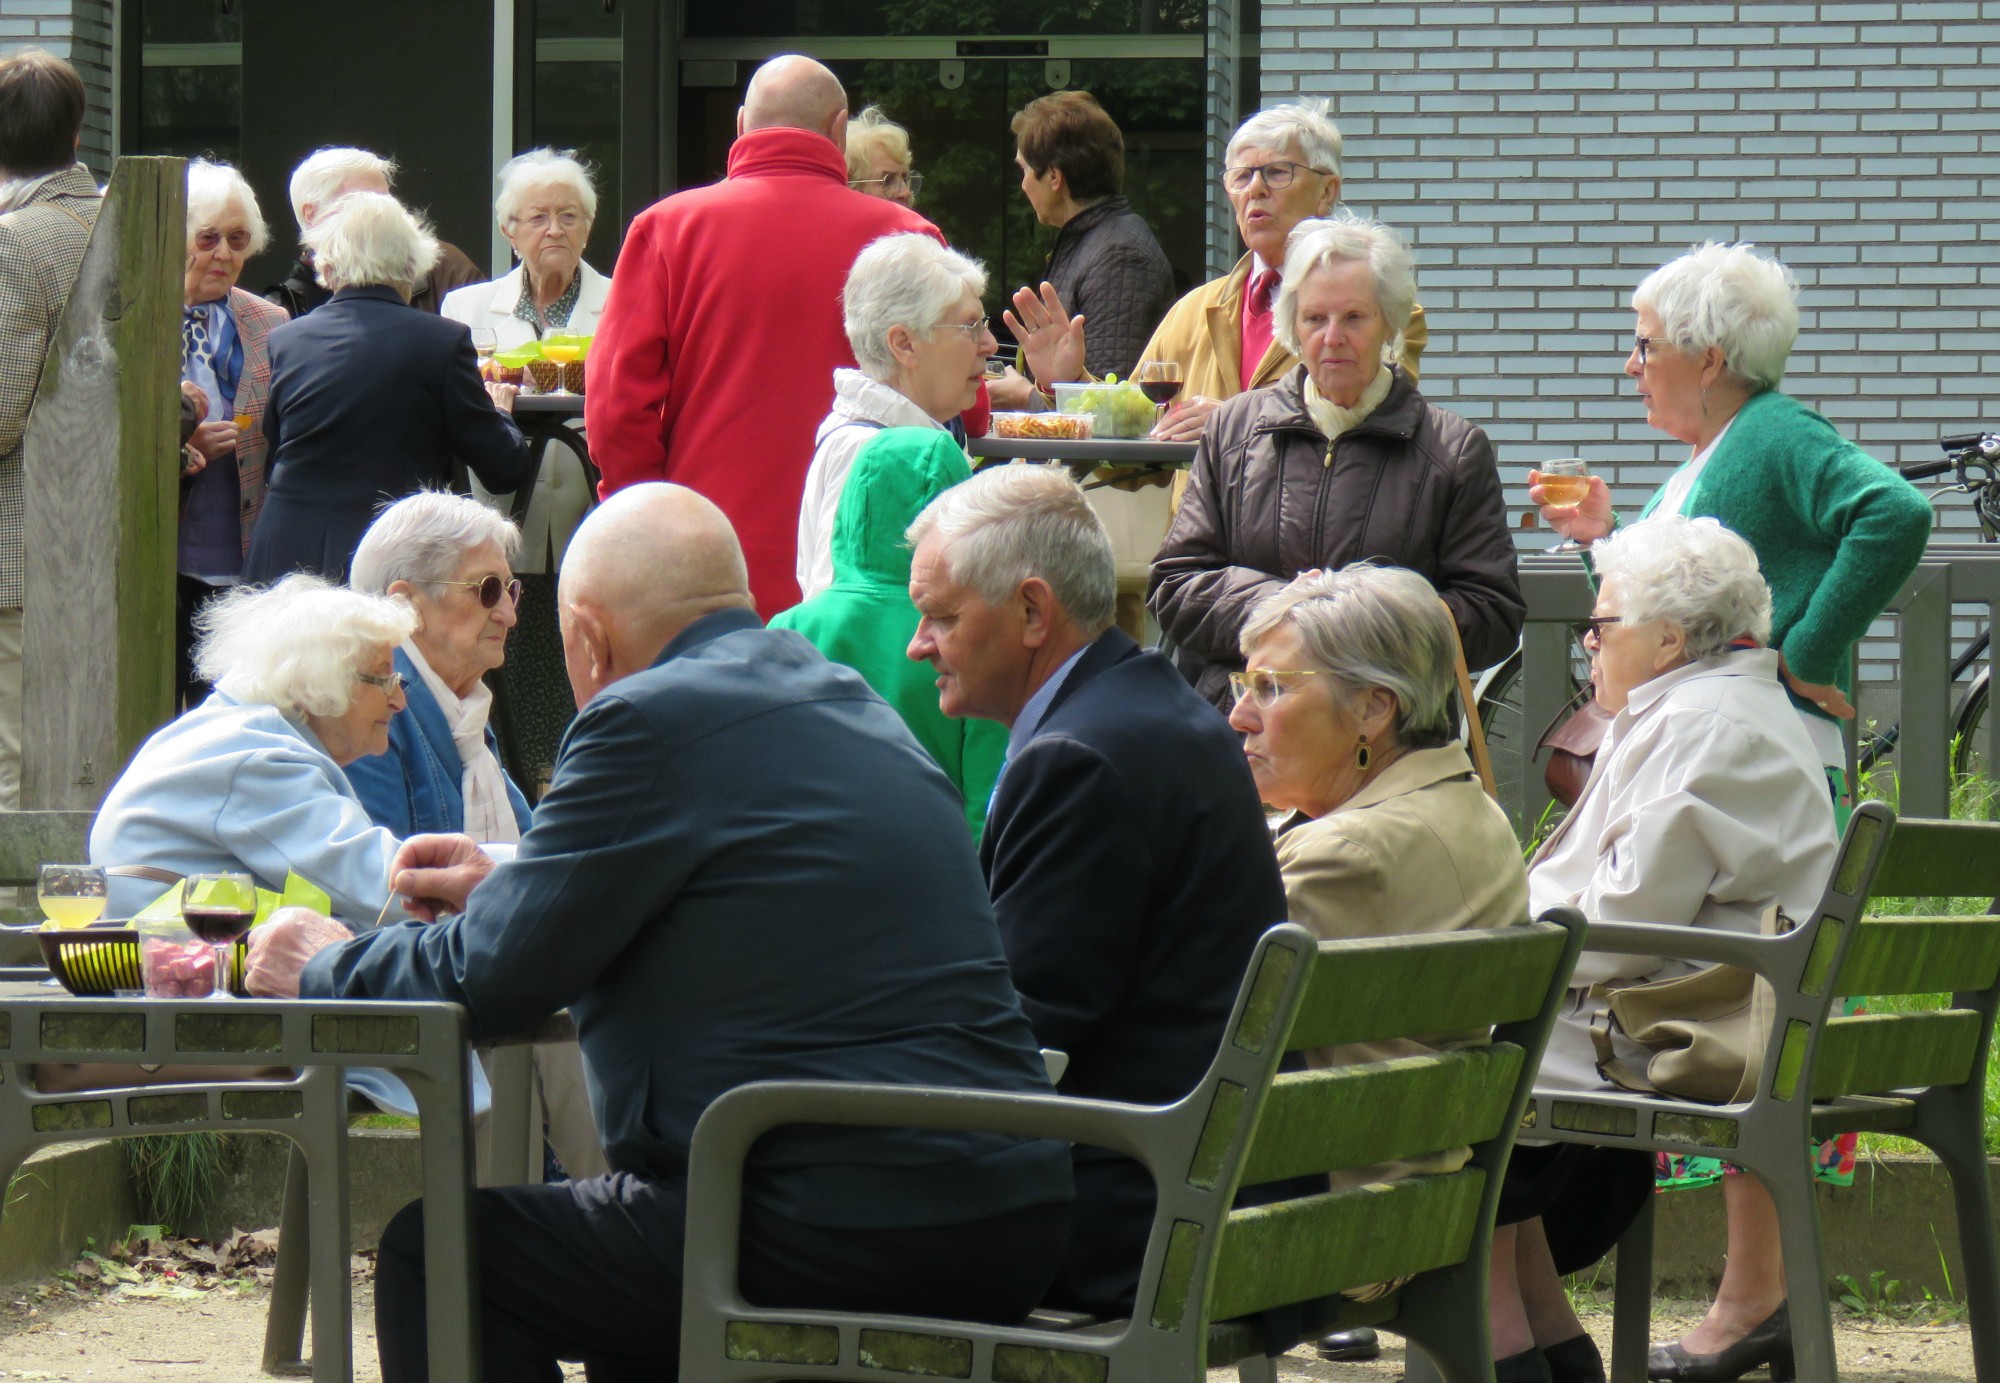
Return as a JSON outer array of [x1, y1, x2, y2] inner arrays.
[[194, 228, 253, 253], [1634, 334, 1659, 364], [1227, 667, 1327, 709], [355, 670, 409, 695], [1222, 161, 1333, 193], [430, 575, 523, 609], [1575, 615, 1625, 647], [851, 171, 923, 198]]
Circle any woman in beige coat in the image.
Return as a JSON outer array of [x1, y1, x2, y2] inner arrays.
[[1227, 563, 1527, 1368]]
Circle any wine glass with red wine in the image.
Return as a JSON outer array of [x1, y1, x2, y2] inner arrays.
[[1137, 359, 1184, 407], [182, 872, 257, 999]]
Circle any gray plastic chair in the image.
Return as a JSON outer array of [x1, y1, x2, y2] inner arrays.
[[1524, 801, 2000, 1382], [678, 912, 1587, 1383]]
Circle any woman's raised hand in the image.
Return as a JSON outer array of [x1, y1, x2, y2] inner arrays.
[[1003, 281, 1087, 389], [1527, 469, 1615, 547]]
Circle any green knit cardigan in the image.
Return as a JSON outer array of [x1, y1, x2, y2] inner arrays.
[[1633, 388, 1932, 713]]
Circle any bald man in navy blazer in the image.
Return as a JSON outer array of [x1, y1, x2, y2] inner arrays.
[[908, 464, 1287, 1320]]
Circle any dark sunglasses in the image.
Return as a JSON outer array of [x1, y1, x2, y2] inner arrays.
[[431, 575, 523, 609], [194, 228, 253, 253], [1574, 615, 1624, 646]]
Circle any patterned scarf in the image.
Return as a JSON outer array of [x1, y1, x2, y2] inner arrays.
[[510, 263, 581, 335], [182, 300, 243, 413]]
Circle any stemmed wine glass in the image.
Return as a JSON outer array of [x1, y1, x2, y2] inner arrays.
[[1537, 457, 1595, 555], [540, 333, 585, 397], [469, 326, 498, 379], [182, 871, 256, 1000], [36, 864, 107, 986], [1137, 360, 1184, 435]]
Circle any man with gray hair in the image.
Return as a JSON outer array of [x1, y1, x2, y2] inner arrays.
[[906, 463, 1285, 1319], [587, 55, 945, 617], [249, 481, 1072, 1379], [263, 144, 481, 318]]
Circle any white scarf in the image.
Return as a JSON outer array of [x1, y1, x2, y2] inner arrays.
[[1303, 364, 1394, 443], [0, 167, 65, 216], [405, 643, 520, 845]]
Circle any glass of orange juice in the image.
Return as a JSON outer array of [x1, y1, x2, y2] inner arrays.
[[38, 863, 107, 929], [1538, 457, 1594, 554], [540, 334, 584, 397]]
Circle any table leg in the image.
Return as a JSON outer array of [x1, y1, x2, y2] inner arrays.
[[411, 1064, 480, 1383]]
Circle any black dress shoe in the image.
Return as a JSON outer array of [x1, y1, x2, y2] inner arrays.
[[1496, 1347, 1554, 1383], [1314, 1327, 1380, 1361], [1647, 1303, 1794, 1383], [1543, 1332, 1605, 1383]]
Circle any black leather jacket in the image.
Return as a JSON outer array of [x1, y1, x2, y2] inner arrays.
[[1148, 366, 1524, 711]]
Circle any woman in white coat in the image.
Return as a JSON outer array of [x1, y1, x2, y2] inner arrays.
[[442, 148, 610, 574]]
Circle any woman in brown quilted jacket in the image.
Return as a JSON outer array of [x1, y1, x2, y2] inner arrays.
[[1147, 213, 1522, 713]]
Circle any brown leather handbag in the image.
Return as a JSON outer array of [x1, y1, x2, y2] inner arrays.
[[1536, 688, 1613, 808]]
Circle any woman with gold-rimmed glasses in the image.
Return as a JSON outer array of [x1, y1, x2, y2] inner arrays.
[[846, 105, 922, 208]]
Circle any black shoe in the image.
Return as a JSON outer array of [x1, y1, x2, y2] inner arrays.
[[1314, 1328, 1381, 1362], [1647, 1303, 1794, 1383], [1496, 1347, 1554, 1383], [1543, 1332, 1605, 1383]]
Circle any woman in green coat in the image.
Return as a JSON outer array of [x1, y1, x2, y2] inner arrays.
[[771, 428, 1008, 839]]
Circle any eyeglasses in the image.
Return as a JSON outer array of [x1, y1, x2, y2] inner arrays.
[[1227, 667, 1327, 708], [193, 228, 253, 253], [851, 172, 923, 198], [514, 208, 587, 234], [1222, 161, 1333, 193], [939, 316, 992, 339], [355, 670, 408, 695], [1633, 335, 1660, 364], [1575, 615, 1625, 647], [430, 575, 524, 609]]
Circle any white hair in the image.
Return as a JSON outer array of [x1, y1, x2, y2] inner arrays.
[[304, 191, 440, 294], [1633, 242, 1799, 392], [1239, 564, 1456, 749], [185, 158, 271, 256], [288, 145, 396, 231], [495, 147, 598, 230], [906, 464, 1115, 637], [1227, 98, 1343, 181], [1591, 515, 1773, 659], [350, 490, 522, 594], [1273, 214, 1417, 355], [843, 233, 988, 383], [195, 574, 417, 718]]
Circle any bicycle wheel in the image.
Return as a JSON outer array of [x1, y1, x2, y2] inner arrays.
[[1953, 672, 1993, 815], [1474, 650, 1526, 831]]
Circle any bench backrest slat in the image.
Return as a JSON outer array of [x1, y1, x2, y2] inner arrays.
[[1812, 1010, 1983, 1100], [1287, 927, 1569, 1051], [0, 810, 94, 885], [1834, 917, 2000, 998], [1864, 817, 2000, 902]]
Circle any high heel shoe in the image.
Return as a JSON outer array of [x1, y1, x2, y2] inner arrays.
[[1496, 1347, 1553, 1383], [1543, 1332, 1606, 1383], [1647, 1302, 1794, 1382]]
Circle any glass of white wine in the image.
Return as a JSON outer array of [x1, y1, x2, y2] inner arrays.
[[1538, 457, 1595, 555], [469, 326, 498, 379], [38, 863, 107, 930]]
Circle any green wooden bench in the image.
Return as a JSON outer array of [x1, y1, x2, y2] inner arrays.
[[1523, 801, 2000, 1382], [676, 913, 1587, 1382]]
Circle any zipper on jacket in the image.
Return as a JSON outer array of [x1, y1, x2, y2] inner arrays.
[[1324, 436, 1335, 469]]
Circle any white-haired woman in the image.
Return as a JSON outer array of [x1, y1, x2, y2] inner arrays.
[[1150, 214, 1522, 715], [243, 192, 531, 585], [1531, 242, 1930, 786], [1007, 99, 1426, 441], [846, 105, 919, 207], [1493, 518, 1841, 1383], [176, 157, 289, 708], [91, 574, 419, 924], [793, 232, 994, 600], [442, 148, 610, 573], [1229, 563, 1528, 1369], [265, 145, 481, 317]]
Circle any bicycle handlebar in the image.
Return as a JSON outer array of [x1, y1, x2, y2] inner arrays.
[[1901, 456, 1959, 481]]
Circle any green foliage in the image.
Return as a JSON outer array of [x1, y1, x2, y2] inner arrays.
[[1834, 1266, 1964, 1325], [123, 1132, 225, 1234]]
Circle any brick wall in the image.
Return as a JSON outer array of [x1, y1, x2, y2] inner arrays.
[[0, 0, 115, 176], [1257, 1, 2000, 680]]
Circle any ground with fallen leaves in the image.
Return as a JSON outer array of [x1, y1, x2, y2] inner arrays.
[[0, 1234, 1978, 1381]]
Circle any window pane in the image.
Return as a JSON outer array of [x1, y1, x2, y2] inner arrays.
[[140, 66, 242, 164], [534, 0, 620, 40], [687, 0, 1202, 39], [532, 59, 621, 272], [142, 0, 241, 44]]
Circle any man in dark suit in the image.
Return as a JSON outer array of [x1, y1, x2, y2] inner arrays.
[[248, 482, 1073, 1382], [905, 464, 1287, 1319]]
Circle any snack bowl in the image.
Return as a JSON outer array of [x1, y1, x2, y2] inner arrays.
[[991, 411, 1094, 442]]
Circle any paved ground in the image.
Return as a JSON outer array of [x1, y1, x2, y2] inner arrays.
[[0, 1285, 1975, 1380]]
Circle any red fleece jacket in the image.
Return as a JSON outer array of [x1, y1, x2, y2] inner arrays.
[[585, 127, 942, 616]]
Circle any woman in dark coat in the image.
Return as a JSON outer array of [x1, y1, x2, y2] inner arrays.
[[243, 192, 530, 584]]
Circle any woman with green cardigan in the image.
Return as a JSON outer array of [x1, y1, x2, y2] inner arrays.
[[1528, 242, 1930, 1383]]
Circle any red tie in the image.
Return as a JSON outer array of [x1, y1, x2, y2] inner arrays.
[[1240, 269, 1280, 393]]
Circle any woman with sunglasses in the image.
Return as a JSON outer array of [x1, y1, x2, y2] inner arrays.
[[1226, 562, 1532, 1368], [175, 159, 290, 708], [345, 491, 606, 1181]]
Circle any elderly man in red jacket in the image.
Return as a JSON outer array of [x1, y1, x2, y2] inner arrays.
[[587, 55, 945, 616]]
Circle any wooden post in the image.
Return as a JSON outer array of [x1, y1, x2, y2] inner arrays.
[[20, 156, 185, 810]]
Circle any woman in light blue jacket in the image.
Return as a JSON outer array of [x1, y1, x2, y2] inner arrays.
[[92, 573, 417, 921]]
